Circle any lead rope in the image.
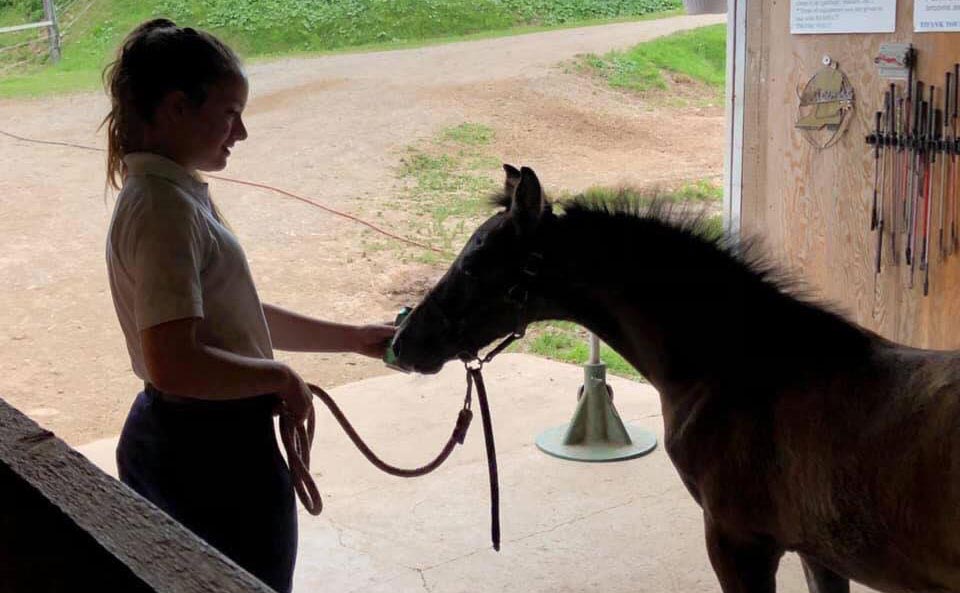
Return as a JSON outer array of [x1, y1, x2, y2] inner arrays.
[[278, 408, 323, 515], [462, 332, 524, 551], [466, 363, 501, 550], [277, 334, 518, 551]]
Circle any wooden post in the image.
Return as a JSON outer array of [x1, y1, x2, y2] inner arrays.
[[42, 0, 60, 64]]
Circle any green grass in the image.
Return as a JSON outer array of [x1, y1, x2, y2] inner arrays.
[[395, 122, 500, 261], [523, 322, 644, 380], [0, 0, 682, 98], [578, 178, 723, 207], [442, 122, 495, 146], [579, 23, 726, 94], [0, 0, 43, 24], [575, 182, 725, 240], [153, 0, 683, 55], [672, 178, 724, 202], [0, 0, 171, 96]]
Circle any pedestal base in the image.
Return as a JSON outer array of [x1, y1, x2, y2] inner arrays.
[[535, 363, 657, 463]]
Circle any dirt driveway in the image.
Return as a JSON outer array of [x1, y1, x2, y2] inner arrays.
[[0, 13, 725, 446]]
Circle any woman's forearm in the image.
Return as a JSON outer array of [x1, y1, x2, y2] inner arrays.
[[263, 303, 361, 352], [164, 345, 292, 399]]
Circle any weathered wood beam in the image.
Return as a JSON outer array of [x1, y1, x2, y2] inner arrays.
[[0, 397, 275, 593], [1, 460, 155, 592]]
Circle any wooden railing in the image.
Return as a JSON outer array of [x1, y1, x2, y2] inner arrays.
[[0, 397, 275, 593], [0, 0, 60, 68]]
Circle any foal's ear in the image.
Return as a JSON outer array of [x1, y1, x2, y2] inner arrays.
[[511, 166, 545, 234], [503, 164, 522, 196]]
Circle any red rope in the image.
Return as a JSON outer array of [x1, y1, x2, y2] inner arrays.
[[0, 128, 448, 255], [206, 173, 446, 254]]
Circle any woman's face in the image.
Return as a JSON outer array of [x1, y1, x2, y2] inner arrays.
[[178, 74, 249, 172]]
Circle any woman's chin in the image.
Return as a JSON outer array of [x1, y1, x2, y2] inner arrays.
[[198, 158, 228, 173]]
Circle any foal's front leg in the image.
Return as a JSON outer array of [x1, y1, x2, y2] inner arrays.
[[800, 556, 849, 593], [704, 515, 784, 593]]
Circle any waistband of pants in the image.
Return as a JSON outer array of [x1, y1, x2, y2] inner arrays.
[[144, 382, 192, 403], [143, 382, 278, 410]]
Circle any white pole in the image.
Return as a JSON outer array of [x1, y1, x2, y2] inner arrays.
[[588, 332, 600, 365], [723, 0, 746, 237]]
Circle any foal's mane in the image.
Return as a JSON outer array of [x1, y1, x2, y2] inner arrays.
[[490, 188, 848, 321], [489, 187, 874, 372]]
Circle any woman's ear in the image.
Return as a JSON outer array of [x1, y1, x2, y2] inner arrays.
[[156, 89, 190, 125]]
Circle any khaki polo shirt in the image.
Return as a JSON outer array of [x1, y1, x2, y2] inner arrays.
[[106, 152, 273, 383]]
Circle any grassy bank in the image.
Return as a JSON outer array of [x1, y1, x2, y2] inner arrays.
[[0, 0, 682, 97], [578, 23, 725, 98]]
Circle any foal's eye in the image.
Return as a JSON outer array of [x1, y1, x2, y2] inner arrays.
[[460, 257, 479, 278]]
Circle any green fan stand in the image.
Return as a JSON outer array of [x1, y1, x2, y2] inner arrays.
[[536, 334, 657, 462]]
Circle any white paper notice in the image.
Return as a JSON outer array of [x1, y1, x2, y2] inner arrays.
[[915, 0, 960, 32], [791, 0, 896, 34]]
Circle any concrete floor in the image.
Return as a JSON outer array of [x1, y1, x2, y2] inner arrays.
[[78, 354, 874, 593]]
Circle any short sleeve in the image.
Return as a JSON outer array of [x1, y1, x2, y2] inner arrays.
[[128, 189, 209, 330]]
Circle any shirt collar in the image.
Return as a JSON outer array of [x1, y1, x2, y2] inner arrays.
[[124, 152, 210, 202]]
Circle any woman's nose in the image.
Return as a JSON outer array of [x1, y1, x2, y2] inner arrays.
[[236, 117, 248, 142]]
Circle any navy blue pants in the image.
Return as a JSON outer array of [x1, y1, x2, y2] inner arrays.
[[117, 388, 297, 593]]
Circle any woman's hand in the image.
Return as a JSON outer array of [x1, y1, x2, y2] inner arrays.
[[351, 324, 396, 359], [277, 366, 313, 423]]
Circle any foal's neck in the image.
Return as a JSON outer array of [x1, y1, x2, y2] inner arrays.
[[530, 209, 873, 395]]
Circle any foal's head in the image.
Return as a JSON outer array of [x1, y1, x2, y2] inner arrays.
[[393, 165, 550, 374]]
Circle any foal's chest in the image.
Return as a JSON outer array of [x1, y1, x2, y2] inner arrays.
[[662, 398, 783, 535]]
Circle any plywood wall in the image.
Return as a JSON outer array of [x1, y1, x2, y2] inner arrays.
[[742, 0, 960, 348]]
